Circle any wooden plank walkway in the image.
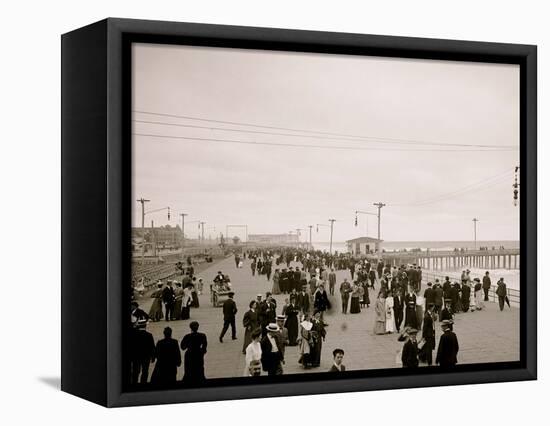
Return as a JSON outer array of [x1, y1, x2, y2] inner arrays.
[[134, 255, 519, 380]]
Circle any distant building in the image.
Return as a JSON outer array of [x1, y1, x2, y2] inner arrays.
[[346, 237, 383, 255], [132, 224, 183, 249], [248, 233, 299, 245]]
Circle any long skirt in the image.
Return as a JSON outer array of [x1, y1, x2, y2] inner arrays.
[[272, 279, 281, 295], [173, 299, 183, 320], [404, 307, 417, 328], [191, 291, 199, 308], [148, 299, 164, 321], [362, 285, 370, 307], [374, 320, 386, 335], [181, 305, 190, 320], [285, 315, 299, 346], [350, 297, 361, 314], [242, 329, 252, 353], [310, 340, 322, 367]]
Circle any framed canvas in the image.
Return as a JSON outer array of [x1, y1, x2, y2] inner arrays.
[[61, 18, 537, 407]]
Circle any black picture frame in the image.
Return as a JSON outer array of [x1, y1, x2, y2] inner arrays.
[[61, 18, 537, 407]]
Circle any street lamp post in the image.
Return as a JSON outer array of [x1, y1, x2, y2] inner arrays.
[[308, 225, 313, 250], [179, 213, 188, 260], [473, 218, 479, 249], [328, 219, 336, 254]]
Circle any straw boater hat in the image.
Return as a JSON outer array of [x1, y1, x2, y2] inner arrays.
[[266, 323, 280, 333], [276, 315, 286, 321], [407, 328, 418, 335], [300, 320, 313, 331]]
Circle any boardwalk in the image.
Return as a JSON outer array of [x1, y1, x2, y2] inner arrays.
[[135, 255, 520, 380]]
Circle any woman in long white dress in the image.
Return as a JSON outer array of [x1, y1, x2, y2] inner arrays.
[[385, 293, 395, 333], [244, 328, 262, 376]]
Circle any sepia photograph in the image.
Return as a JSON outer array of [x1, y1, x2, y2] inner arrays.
[[129, 42, 520, 387]]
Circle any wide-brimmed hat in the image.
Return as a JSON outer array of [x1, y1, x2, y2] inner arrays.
[[441, 319, 454, 328], [407, 328, 418, 335], [266, 323, 280, 332], [300, 320, 313, 331]]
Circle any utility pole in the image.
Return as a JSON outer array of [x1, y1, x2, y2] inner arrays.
[[328, 219, 336, 254], [372, 202, 386, 256], [473, 218, 479, 249], [179, 213, 188, 260], [199, 221, 206, 245], [308, 225, 313, 250], [137, 198, 150, 265]]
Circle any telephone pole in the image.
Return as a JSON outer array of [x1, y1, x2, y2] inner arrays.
[[372, 202, 386, 256], [199, 221, 206, 245], [179, 213, 188, 260], [308, 225, 313, 250], [473, 218, 479, 249], [328, 219, 336, 254], [137, 198, 150, 265]]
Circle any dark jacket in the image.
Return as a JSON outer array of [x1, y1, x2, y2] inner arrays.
[[402, 340, 419, 368], [242, 309, 259, 330], [151, 337, 181, 383], [423, 287, 435, 305], [436, 330, 459, 367], [130, 328, 155, 362], [482, 276, 492, 290], [162, 286, 175, 304], [328, 364, 346, 372], [314, 290, 330, 312], [222, 298, 238, 320], [260, 334, 284, 372]]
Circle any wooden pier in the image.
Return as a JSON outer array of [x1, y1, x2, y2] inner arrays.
[[374, 248, 520, 271]]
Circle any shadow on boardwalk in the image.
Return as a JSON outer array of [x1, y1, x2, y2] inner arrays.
[[136, 256, 519, 380]]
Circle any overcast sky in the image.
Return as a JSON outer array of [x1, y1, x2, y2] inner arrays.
[[132, 43, 519, 243]]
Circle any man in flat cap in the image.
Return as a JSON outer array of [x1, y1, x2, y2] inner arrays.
[[436, 320, 459, 368], [401, 328, 419, 368]]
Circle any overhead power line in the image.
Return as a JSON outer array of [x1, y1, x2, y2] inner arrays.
[[133, 132, 515, 153], [133, 110, 518, 150], [389, 169, 514, 206]]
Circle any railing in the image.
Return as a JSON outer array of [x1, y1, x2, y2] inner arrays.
[[421, 271, 520, 307]]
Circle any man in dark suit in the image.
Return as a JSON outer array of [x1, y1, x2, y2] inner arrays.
[[423, 282, 435, 310], [219, 292, 238, 342], [260, 323, 284, 375], [328, 268, 337, 296], [150, 326, 181, 384], [328, 348, 346, 372], [130, 319, 155, 384], [401, 328, 419, 368], [393, 289, 405, 332], [482, 271, 492, 302], [162, 282, 176, 321], [436, 320, 459, 368], [296, 286, 310, 315]]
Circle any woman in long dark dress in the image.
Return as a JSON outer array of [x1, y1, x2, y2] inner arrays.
[[350, 282, 362, 314], [361, 282, 370, 308], [242, 301, 259, 353], [148, 283, 164, 322], [180, 321, 208, 385], [309, 312, 326, 367], [284, 301, 299, 346], [404, 300, 418, 328]]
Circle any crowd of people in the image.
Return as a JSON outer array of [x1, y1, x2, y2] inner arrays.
[[129, 246, 511, 385]]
